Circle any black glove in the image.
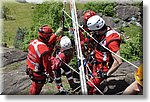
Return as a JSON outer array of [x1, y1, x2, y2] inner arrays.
[[47, 76, 54, 83], [97, 70, 107, 79]]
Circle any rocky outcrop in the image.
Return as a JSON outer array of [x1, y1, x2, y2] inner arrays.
[[99, 61, 142, 95], [0, 47, 27, 67], [0, 47, 142, 95], [77, 2, 142, 31], [115, 5, 141, 22], [1, 60, 31, 95]]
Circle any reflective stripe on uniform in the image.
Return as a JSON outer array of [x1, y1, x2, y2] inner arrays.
[[67, 76, 73, 80], [27, 57, 40, 71], [102, 52, 107, 61], [55, 77, 61, 80], [30, 39, 46, 58], [65, 70, 71, 75]]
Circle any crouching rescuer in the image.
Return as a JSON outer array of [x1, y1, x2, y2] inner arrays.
[[51, 36, 79, 94], [86, 15, 122, 94], [26, 25, 61, 95]]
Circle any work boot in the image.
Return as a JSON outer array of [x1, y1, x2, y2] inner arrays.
[[55, 88, 67, 95], [57, 90, 67, 95], [55, 86, 67, 95]]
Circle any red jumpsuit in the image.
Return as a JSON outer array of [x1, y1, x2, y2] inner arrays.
[[51, 50, 76, 91], [26, 34, 57, 95], [88, 27, 121, 94]]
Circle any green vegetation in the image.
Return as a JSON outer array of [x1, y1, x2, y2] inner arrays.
[[84, 2, 117, 17], [2, 1, 142, 95], [120, 24, 143, 62], [3, 1, 142, 62], [22, 2, 63, 51], [2, 2, 35, 47]]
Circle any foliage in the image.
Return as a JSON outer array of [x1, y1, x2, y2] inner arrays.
[[3, 2, 34, 47], [69, 56, 78, 70], [2, 5, 11, 20], [22, 25, 40, 51], [14, 27, 27, 49], [84, 2, 117, 17], [120, 24, 143, 62], [22, 2, 63, 51], [32, 2, 63, 31]]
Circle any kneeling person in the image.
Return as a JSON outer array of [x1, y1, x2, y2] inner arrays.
[[52, 36, 78, 94]]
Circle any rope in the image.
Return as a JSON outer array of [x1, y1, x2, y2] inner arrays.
[[62, 9, 138, 69], [57, 55, 104, 95], [69, 0, 87, 95]]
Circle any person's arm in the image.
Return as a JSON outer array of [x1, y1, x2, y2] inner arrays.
[[107, 50, 122, 76], [106, 39, 122, 76], [41, 51, 54, 78]]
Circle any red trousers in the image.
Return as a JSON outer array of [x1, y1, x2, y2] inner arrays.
[[88, 77, 104, 95], [87, 63, 108, 95], [29, 82, 44, 95], [29, 72, 46, 95]]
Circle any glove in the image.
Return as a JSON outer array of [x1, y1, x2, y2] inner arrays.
[[97, 70, 107, 79], [55, 27, 63, 35], [102, 72, 107, 79]]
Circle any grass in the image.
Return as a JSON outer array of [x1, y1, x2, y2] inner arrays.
[[3, 2, 35, 47], [2, 1, 84, 48], [122, 23, 142, 38]]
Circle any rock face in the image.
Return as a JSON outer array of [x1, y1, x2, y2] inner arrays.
[[78, 2, 142, 30], [0, 47, 27, 67], [16, 0, 27, 3], [1, 61, 31, 95], [115, 5, 141, 21], [99, 61, 141, 95]]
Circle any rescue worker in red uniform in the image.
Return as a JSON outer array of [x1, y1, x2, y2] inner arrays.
[[86, 15, 122, 94], [77, 10, 97, 76], [51, 36, 79, 94], [79, 10, 96, 51], [26, 25, 62, 95]]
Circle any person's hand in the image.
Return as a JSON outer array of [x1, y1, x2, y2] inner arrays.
[[55, 27, 63, 35]]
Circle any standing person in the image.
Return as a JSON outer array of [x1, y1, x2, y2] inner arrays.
[[51, 36, 79, 94], [26, 25, 62, 95], [86, 15, 122, 94], [78, 10, 97, 78], [123, 64, 143, 95], [79, 10, 96, 51]]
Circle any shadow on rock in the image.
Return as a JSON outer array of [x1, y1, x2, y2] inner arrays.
[[99, 79, 129, 95]]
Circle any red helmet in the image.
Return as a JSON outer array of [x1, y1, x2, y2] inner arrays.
[[38, 25, 53, 38], [83, 10, 96, 21]]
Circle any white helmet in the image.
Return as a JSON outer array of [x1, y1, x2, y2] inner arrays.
[[60, 36, 72, 51], [87, 15, 105, 30]]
